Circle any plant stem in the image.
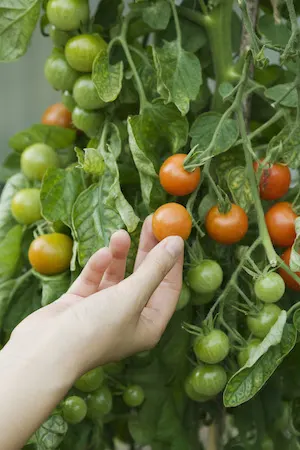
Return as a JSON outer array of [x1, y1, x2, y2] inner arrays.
[[234, 110, 285, 146], [169, 0, 182, 47], [277, 255, 300, 286], [177, 6, 207, 27], [198, 0, 208, 15], [287, 301, 300, 318]]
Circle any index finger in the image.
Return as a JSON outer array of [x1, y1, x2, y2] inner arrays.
[[134, 215, 158, 271]]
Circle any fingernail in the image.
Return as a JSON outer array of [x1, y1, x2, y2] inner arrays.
[[164, 236, 184, 258]]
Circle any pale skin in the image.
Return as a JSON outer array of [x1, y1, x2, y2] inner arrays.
[[0, 217, 184, 450]]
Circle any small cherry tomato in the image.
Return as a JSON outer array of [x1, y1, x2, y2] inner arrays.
[[74, 367, 104, 393], [159, 154, 201, 196], [279, 247, 300, 291], [193, 329, 229, 364], [184, 375, 212, 403], [41, 103, 73, 128], [187, 260, 223, 294], [205, 204, 248, 245], [62, 91, 76, 112], [72, 106, 104, 137], [86, 385, 113, 419], [49, 25, 70, 48], [254, 272, 285, 303], [11, 188, 42, 225], [237, 339, 262, 367], [47, 0, 89, 32], [65, 34, 107, 72], [152, 203, 192, 241], [190, 364, 227, 397], [253, 160, 291, 201], [192, 292, 215, 305], [44, 50, 80, 91], [62, 396, 87, 425], [123, 385, 145, 407], [29, 233, 73, 275], [265, 202, 297, 247], [247, 304, 281, 338], [73, 75, 106, 110], [21, 143, 59, 181], [176, 282, 191, 311]]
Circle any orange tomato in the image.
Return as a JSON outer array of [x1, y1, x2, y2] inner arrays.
[[42, 103, 73, 128], [205, 204, 248, 245], [278, 247, 300, 291], [159, 154, 201, 196], [253, 160, 291, 201], [265, 202, 297, 247], [29, 233, 73, 275], [152, 203, 192, 241]]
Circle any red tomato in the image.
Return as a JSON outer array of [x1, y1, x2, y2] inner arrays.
[[253, 160, 291, 201], [159, 154, 201, 196], [152, 203, 192, 241], [41, 103, 73, 128], [205, 204, 248, 245], [278, 247, 300, 291], [265, 202, 297, 247]]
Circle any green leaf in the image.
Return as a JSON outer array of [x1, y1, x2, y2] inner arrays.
[[0, 153, 21, 183], [0, 0, 41, 62], [268, 125, 300, 169], [0, 279, 17, 330], [219, 82, 235, 100], [264, 83, 297, 108], [75, 147, 105, 175], [93, 0, 122, 29], [93, 50, 123, 103], [72, 177, 124, 266], [35, 415, 68, 450], [227, 166, 253, 213], [293, 309, 300, 332], [223, 323, 297, 408], [160, 17, 207, 53], [198, 193, 217, 223], [0, 225, 23, 282], [142, 0, 171, 30], [41, 167, 85, 227], [258, 14, 291, 48], [9, 124, 76, 153], [34, 272, 71, 306], [153, 40, 202, 115], [290, 218, 300, 272]]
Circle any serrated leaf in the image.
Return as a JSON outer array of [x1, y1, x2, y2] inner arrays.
[[0, 225, 23, 282], [34, 272, 71, 306], [268, 125, 300, 169], [227, 166, 253, 213], [142, 0, 171, 30], [93, 50, 123, 103], [153, 40, 202, 115], [75, 147, 105, 175], [265, 83, 297, 108]]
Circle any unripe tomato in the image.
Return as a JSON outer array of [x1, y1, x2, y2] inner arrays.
[[193, 330, 229, 364], [44, 51, 80, 91], [265, 202, 297, 247], [184, 375, 212, 402], [86, 385, 113, 419], [74, 367, 104, 393], [187, 260, 223, 294], [29, 233, 73, 275], [192, 292, 215, 305], [73, 75, 106, 110], [190, 364, 227, 397], [47, 0, 89, 32], [237, 339, 261, 367], [123, 385, 145, 407], [49, 25, 70, 48], [176, 282, 191, 310], [65, 34, 107, 72], [159, 154, 201, 196], [62, 91, 76, 112], [205, 204, 248, 245], [21, 143, 59, 181], [253, 160, 291, 201], [11, 188, 42, 225], [254, 272, 285, 303], [72, 106, 104, 137], [279, 247, 300, 291], [41, 103, 72, 128], [247, 304, 281, 338], [62, 396, 87, 425], [152, 203, 192, 241]]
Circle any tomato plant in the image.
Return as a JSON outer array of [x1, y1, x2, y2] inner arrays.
[[254, 160, 291, 201], [187, 260, 223, 294], [159, 154, 201, 196], [47, 0, 89, 32], [254, 272, 285, 303], [72, 106, 104, 137], [152, 203, 192, 241], [176, 281, 191, 310], [86, 385, 113, 419], [193, 329, 230, 364], [123, 385, 145, 407], [11, 188, 42, 225], [247, 304, 282, 338], [237, 339, 262, 367], [21, 143, 59, 181], [65, 34, 107, 73], [41, 103, 73, 128], [190, 364, 227, 397], [62, 396, 87, 425], [73, 75, 106, 110], [265, 202, 297, 247], [44, 50, 80, 91], [279, 248, 300, 291], [74, 367, 104, 393], [205, 204, 249, 244]]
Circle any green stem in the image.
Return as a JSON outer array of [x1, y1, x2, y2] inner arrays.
[[128, 45, 150, 65], [169, 0, 182, 47], [234, 110, 285, 146], [198, 0, 208, 15], [177, 6, 207, 27], [287, 301, 300, 318]]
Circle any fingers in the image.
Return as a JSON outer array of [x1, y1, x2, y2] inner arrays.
[[68, 248, 112, 297], [134, 216, 157, 271], [100, 230, 131, 290]]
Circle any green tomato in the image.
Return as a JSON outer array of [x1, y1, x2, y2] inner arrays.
[[123, 385, 145, 407], [47, 0, 89, 31], [65, 34, 107, 72], [187, 260, 223, 294], [103, 361, 125, 375], [176, 282, 191, 311], [237, 339, 262, 367], [86, 385, 113, 419], [193, 329, 229, 364], [184, 375, 212, 403], [61, 91, 76, 112], [190, 364, 227, 397], [192, 291, 215, 305], [254, 273, 285, 303], [261, 437, 274, 450], [11, 188, 42, 225], [73, 75, 106, 110], [44, 50, 80, 91], [72, 106, 104, 137], [247, 304, 281, 339], [74, 367, 104, 393], [21, 143, 59, 181], [49, 25, 70, 48], [62, 396, 87, 425]]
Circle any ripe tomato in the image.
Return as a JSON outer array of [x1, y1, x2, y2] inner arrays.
[[247, 304, 281, 338], [44, 50, 79, 91], [74, 367, 104, 393], [187, 260, 223, 294], [184, 375, 212, 403], [65, 34, 107, 73], [73, 75, 106, 110], [62, 396, 87, 425], [86, 385, 113, 419], [253, 160, 291, 201], [21, 143, 59, 181], [11, 188, 42, 225], [28, 233, 73, 275], [205, 204, 248, 245], [159, 154, 201, 196], [279, 247, 300, 291], [254, 272, 285, 303], [237, 339, 261, 367], [123, 385, 145, 407], [41, 103, 72, 128], [152, 203, 192, 241], [72, 106, 104, 137], [176, 282, 191, 311], [193, 329, 229, 364], [265, 202, 297, 247], [190, 364, 227, 397], [47, 0, 89, 32]]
